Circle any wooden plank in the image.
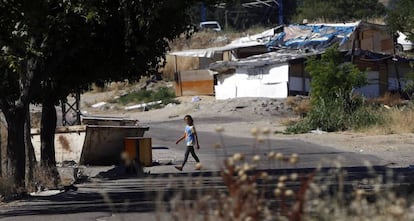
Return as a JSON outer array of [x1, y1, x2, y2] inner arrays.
[[381, 38, 394, 53], [361, 37, 374, 51], [181, 80, 214, 96], [355, 59, 379, 71]]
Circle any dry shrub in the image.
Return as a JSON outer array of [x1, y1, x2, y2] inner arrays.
[[388, 107, 414, 132], [369, 92, 404, 106], [91, 81, 131, 93], [90, 83, 106, 93], [107, 81, 130, 91], [286, 96, 311, 117], [360, 106, 414, 134], [170, 31, 230, 52], [161, 55, 199, 80], [280, 117, 301, 126], [294, 99, 311, 116], [32, 166, 60, 191], [285, 96, 297, 107]]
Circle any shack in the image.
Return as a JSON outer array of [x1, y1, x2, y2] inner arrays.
[[209, 21, 403, 99], [170, 27, 280, 96]]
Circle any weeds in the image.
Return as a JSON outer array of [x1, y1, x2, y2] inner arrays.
[[116, 87, 179, 108], [0, 178, 17, 200], [358, 105, 414, 134], [287, 97, 384, 133], [161, 128, 414, 221]]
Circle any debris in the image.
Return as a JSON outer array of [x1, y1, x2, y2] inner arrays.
[[125, 100, 162, 111], [213, 36, 228, 44], [91, 102, 107, 108], [191, 96, 201, 102], [30, 190, 64, 197], [311, 128, 327, 134]]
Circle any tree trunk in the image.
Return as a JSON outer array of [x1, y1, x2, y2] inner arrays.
[[25, 110, 36, 190], [0, 112, 5, 178], [40, 98, 59, 187], [4, 108, 27, 190]]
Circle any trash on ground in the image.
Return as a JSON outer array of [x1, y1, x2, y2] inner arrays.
[[125, 100, 162, 110], [30, 190, 65, 197], [191, 96, 201, 102], [311, 128, 327, 134], [91, 102, 107, 108]]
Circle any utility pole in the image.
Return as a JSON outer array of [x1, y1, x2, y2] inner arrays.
[[225, 10, 229, 30], [201, 1, 207, 22], [278, 0, 283, 25]]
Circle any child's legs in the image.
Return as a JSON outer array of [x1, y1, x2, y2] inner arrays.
[[182, 146, 191, 167], [189, 147, 200, 162]]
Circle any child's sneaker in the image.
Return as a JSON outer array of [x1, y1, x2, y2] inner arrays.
[[175, 166, 183, 171], [195, 162, 202, 170]]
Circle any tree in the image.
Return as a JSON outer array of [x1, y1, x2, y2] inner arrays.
[[0, 0, 44, 189], [386, 0, 414, 41], [295, 0, 386, 23], [306, 45, 367, 106], [37, 0, 213, 185], [0, 0, 215, 191]]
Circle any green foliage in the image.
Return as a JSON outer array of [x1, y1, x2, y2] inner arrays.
[[0, 0, 211, 191], [295, 0, 386, 23], [287, 45, 383, 133], [306, 45, 367, 106], [386, 0, 414, 42], [402, 62, 414, 99], [117, 87, 178, 108]]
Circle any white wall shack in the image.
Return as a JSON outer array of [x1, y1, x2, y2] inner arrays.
[[215, 63, 289, 99]]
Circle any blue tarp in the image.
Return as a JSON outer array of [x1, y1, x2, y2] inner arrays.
[[267, 24, 357, 50]]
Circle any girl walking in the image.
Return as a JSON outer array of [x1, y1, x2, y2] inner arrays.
[[175, 115, 201, 171]]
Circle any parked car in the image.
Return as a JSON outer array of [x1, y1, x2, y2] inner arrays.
[[395, 31, 414, 52], [199, 21, 222, 32]]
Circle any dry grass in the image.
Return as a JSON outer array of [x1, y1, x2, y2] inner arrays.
[[368, 92, 405, 107], [161, 55, 199, 80], [359, 106, 414, 134], [31, 166, 61, 192], [286, 96, 311, 117], [91, 81, 131, 93], [279, 117, 301, 127]]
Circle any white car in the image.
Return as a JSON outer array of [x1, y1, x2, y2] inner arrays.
[[199, 21, 222, 32], [396, 31, 414, 52]]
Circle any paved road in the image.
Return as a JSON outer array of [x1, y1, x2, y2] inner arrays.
[[0, 118, 403, 220], [145, 118, 386, 173]]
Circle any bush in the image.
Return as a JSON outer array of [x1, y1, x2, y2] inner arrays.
[[286, 45, 384, 133], [287, 96, 384, 133]]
